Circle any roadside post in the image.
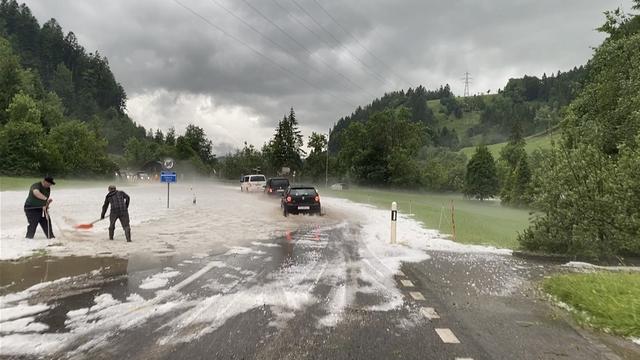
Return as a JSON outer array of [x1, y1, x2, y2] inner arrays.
[[450, 200, 456, 241], [160, 171, 177, 208], [391, 202, 398, 244]]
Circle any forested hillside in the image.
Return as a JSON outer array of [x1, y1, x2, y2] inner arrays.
[[329, 66, 585, 156], [322, 64, 586, 194], [520, 3, 640, 257], [0, 0, 217, 176], [0, 0, 143, 153]]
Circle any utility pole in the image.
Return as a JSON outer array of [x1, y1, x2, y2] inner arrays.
[[325, 130, 330, 189], [462, 71, 472, 97]]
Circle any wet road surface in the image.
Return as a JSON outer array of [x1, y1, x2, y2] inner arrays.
[[2, 219, 637, 360]]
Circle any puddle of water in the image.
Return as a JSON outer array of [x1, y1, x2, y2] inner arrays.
[[0, 255, 129, 294], [0, 251, 192, 295]]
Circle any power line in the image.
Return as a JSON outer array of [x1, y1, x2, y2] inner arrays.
[[269, 0, 341, 58], [288, 0, 390, 86], [171, 0, 358, 108], [308, 0, 413, 88], [237, 0, 378, 99], [275, 0, 390, 87]]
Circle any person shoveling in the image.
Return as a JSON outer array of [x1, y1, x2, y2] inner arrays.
[[23, 176, 56, 239], [100, 185, 131, 242]]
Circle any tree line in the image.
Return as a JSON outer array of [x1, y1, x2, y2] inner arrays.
[[518, 2, 640, 258], [220, 108, 322, 180], [0, 1, 217, 177], [464, 1, 640, 258]]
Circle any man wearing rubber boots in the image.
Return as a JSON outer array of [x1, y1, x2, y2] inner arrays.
[[24, 176, 56, 239], [101, 185, 131, 242]]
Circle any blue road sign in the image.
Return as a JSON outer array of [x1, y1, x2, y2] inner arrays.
[[160, 171, 177, 183]]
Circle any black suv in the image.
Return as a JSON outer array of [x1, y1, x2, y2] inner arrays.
[[265, 177, 290, 196], [281, 186, 321, 216]]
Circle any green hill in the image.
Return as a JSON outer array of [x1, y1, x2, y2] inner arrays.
[[428, 99, 480, 135], [460, 131, 556, 158]]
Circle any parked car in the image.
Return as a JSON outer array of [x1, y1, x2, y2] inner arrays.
[[136, 171, 150, 181], [281, 186, 321, 216], [240, 175, 247, 191], [240, 174, 267, 192], [265, 177, 290, 196], [330, 182, 349, 191]]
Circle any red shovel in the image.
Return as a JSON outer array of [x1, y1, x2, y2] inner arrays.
[[75, 218, 103, 230]]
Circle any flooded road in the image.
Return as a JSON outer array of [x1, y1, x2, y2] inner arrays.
[[1, 222, 457, 359], [1, 183, 636, 359]]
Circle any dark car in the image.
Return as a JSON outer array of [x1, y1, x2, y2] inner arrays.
[[265, 177, 290, 196], [281, 186, 321, 216]]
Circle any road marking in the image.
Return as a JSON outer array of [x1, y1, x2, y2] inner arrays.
[[400, 279, 414, 287], [397, 270, 406, 276], [435, 328, 460, 344], [409, 291, 425, 301], [420, 307, 440, 320]]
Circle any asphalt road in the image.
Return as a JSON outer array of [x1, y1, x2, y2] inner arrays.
[[1, 221, 637, 360]]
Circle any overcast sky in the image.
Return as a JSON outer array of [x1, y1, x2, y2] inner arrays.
[[27, 0, 625, 154]]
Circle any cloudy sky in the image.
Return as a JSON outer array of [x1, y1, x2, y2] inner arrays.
[[27, 0, 625, 154]]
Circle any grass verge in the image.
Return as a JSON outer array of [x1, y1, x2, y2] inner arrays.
[[323, 187, 530, 249], [543, 272, 640, 338]]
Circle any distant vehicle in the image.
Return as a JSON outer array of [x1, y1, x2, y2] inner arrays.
[[115, 170, 129, 181], [240, 174, 266, 192], [281, 186, 321, 216], [265, 177, 290, 196], [117, 170, 134, 181], [330, 183, 349, 191], [136, 171, 150, 181]]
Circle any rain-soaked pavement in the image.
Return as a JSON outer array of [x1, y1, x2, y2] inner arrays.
[[1, 184, 638, 359], [2, 228, 638, 359]]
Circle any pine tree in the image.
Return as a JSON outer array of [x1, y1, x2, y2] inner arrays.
[[165, 127, 176, 146], [305, 132, 327, 181], [267, 108, 305, 172], [512, 156, 532, 204], [154, 129, 164, 144], [286, 107, 304, 159], [499, 121, 531, 205], [464, 144, 499, 201]]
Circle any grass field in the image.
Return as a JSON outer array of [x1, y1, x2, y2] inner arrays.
[[460, 132, 555, 158], [0, 176, 115, 191], [428, 99, 482, 135], [324, 187, 531, 249], [543, 272, 640, 338]]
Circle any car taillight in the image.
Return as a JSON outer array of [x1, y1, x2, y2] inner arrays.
[[315, 195, 320, 202], [286, 196, 292, 203]]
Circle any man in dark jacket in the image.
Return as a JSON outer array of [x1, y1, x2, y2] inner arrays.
[[24, 176, 55, 239], [101, 185, 131, 242]]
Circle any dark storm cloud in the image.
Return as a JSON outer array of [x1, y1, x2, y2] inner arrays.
[[26, 0, 626, 150]]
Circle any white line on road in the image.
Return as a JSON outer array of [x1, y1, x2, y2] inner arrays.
[[409, 291, 425, 301], [400, 279, 414, 287], [420, 307, 440, 320], [435, 328, 461, 344]]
